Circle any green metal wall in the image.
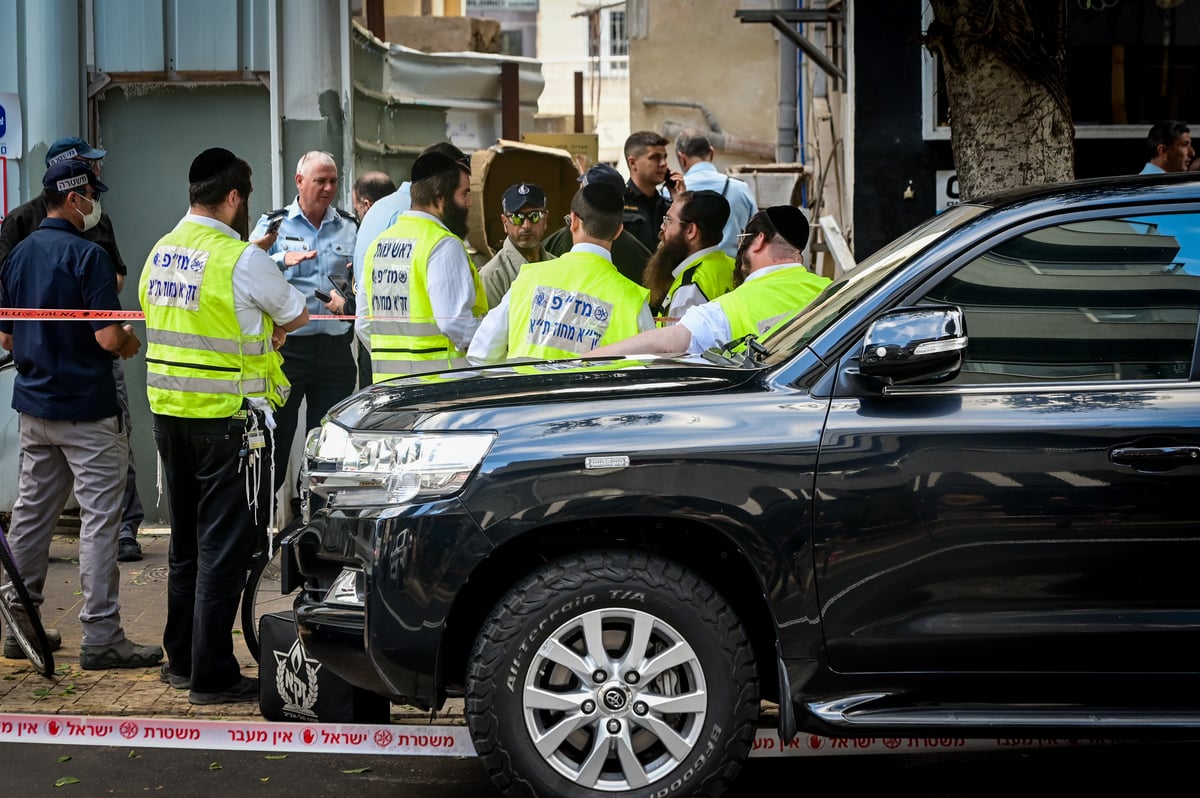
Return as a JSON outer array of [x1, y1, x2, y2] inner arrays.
[[97, 84, 272, 522]]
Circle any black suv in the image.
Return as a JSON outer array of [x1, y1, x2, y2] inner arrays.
[[289, 173, 1200, 797]]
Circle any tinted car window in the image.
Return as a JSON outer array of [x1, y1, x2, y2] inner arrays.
[[760, 203, 988, 366], [921, 212, 1200, 384]]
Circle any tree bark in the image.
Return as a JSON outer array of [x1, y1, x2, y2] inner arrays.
[[926, 0, 1074, 199]]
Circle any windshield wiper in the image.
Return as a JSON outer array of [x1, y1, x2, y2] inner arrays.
[[701, 333, 768, 367]]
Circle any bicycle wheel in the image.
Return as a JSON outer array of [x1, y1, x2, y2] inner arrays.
[[241, 545, 295, 664], [0, 534, 55, 677]]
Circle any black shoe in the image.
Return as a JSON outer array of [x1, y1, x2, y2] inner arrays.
[[117, 539, 143, 562], [3, 627, 63, 659], [80, 638, 163, 670], [189, 675, 259, 705], [159, 663, 190, 689]]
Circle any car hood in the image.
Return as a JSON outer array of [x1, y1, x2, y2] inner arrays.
[[327, 355, 766, 432]]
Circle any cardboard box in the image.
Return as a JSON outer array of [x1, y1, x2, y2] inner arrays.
[[522, 133, 599, 171], [468, 139, 583, 259]]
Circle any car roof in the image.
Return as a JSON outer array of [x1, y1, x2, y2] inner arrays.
[[966, 170, 1200, 213]]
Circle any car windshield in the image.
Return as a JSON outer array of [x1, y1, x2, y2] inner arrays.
[[755, 203, 990, 366]]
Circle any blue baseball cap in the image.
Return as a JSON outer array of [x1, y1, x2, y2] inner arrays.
[[43, 159, 109, 194], [45, 136, 106, 168]]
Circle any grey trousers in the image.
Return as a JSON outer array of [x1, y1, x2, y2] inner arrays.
[[8, 413, 129, 647]]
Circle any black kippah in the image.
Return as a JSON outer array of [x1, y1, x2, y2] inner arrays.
[[580, 182, 623, 214], [411, 151, 462, 182], [687, 190, 731, 228], [763, 205, 810, 252], [189, 148, 238, 183]]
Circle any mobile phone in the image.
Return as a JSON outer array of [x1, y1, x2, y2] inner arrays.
[[328, 273, 351, 296], [314, 289, 332, 303], [266, 216, 283, 235]]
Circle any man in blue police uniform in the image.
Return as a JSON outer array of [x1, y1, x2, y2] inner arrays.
[[0, 159, 162, 669], [0, 135, 147, 563], [249, 151, 358, 518]]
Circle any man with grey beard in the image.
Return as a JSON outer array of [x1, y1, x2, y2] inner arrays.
[[363, 150, 487, 380]]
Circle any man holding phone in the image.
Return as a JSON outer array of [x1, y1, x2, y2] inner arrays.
[[248, 151, 358, 521]]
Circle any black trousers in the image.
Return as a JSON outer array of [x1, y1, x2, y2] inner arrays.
[[271, 331, 357, 500], [154, 411, 267, 692]]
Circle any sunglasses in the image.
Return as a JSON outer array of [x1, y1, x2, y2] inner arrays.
[[505, 210, 545, 226]]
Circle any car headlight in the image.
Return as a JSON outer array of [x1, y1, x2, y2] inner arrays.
[[304, 425, 495, 507]]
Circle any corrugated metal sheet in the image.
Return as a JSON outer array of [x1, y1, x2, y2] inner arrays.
[[93, 0, 270, 73], [94, 0, 165, 72], [350, 21, 544, 178]]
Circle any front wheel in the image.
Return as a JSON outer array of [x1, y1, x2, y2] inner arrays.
[[0, 534, 55, 678], [467, 550, 759, 798]]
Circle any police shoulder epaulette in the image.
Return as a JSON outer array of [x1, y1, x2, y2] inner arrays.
[[265, 208, 287, 219], [336, 207, 359, 226]]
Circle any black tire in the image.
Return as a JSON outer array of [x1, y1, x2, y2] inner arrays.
[[0, 534, 55, 678], [241, 544, 294, 663], [466, 550, 759, 798]]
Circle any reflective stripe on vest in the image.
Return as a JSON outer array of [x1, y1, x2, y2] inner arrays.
[[139, 220, 285, 417], [660, 249, 736, 319], [505, 251, 649, 360], [364, 215, 486, 382]]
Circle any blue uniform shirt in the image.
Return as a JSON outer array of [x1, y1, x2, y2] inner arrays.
[[681, 162, 759, 258], [0, 218, 121, 420], [250, 198, 358, 337]]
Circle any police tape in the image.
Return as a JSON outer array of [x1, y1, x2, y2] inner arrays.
[[0, 711, 1111, 758], [0, 309, 355, 321], [0, 308, 683, 325]]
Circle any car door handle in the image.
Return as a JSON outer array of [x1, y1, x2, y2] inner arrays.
[[1109, 445, 1200, 469]]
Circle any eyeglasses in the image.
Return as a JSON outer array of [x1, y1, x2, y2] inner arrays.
[[505, 210, 545, 226], [737, 212, 778, 247], [563, 213, 572, 229], [84, 158, 103, 171]]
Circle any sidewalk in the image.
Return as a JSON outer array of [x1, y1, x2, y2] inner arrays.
[[0, 528, 463, 725]]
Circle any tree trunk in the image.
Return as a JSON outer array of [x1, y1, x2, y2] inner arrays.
[[926, 0, 1074, 200]]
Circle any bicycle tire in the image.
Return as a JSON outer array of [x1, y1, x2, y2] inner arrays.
[[241, 544, 295, 664], [0, 534, 55, 677]]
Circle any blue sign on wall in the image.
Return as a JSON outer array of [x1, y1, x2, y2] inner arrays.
[[0, 92, 24, 156]]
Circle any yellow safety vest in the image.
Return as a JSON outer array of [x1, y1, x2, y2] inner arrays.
[[364, 215, 486, 382], [506, 250, 649, 360], [714, 265, 831, 343], [139, 220, 287, 417], [660, 249, 735, 319]]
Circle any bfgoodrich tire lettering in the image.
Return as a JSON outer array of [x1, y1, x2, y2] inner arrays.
[[467, 550, 759, 798]]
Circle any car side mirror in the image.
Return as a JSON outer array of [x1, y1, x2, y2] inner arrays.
[[859, 306, 967, 385]]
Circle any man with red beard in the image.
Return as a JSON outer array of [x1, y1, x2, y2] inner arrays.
[[364, 150, 487, 380], [643, 190, 735, 322]]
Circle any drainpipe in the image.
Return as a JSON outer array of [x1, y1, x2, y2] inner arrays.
[[660, 121, 775, 161], [21, 0, 82, 199], [777, 0, 799, 163], [339, 0, 353, 204], [269, 0, 283, 208]]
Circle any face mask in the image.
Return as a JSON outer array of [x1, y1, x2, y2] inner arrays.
[[76, 194, 102, 232]]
